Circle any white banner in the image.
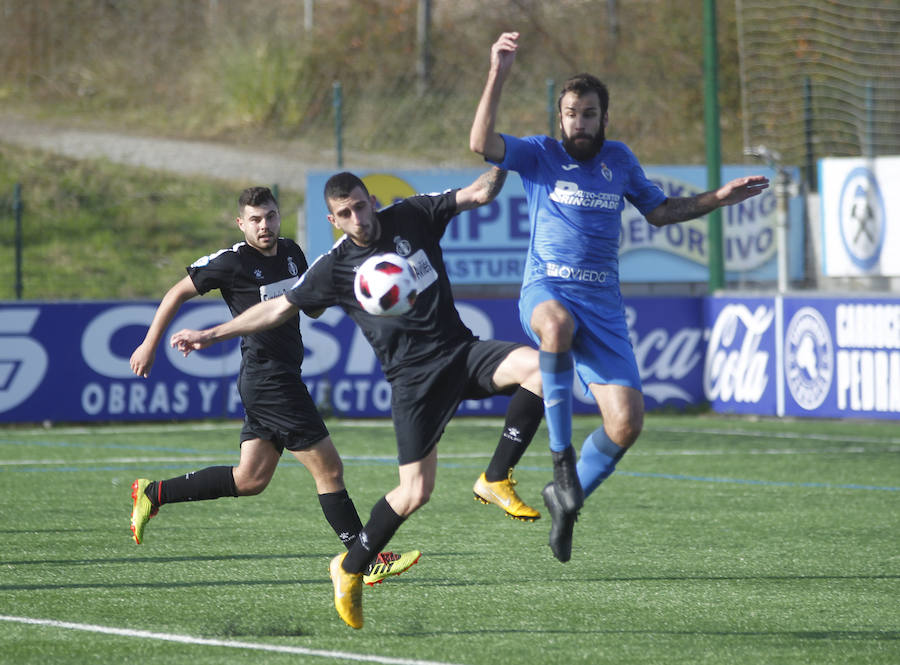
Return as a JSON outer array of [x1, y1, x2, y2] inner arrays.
[[819, 155, 900, 276]]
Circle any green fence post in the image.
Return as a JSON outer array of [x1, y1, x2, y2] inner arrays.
[[547, 78, 555, 139], [14, 183, 23, 300], [333, 81, 343, 169], [703, 0, 724, 293]]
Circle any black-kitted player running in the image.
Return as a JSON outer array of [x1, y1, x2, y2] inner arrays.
[[129, 186, 419, 586], [171, 168, 545, 629]]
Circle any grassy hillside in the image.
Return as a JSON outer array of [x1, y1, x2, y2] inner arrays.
[[0, 1, 745, 165], [0, 143, 303, 300]]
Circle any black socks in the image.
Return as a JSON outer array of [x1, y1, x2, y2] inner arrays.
[[485, 387, 544, 482]]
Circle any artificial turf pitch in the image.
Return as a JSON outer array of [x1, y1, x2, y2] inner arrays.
[[1, 414, 897, 664]]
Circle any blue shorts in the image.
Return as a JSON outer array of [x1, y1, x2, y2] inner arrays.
[[519, 281, 641, 395]]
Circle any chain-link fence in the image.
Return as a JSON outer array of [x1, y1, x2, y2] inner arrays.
[[737, 0, 900, 189]]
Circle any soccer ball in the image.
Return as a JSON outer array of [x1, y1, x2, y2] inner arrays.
[[353, 253, 418, 316]]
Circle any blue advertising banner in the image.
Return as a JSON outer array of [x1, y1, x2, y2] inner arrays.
[[305, 166, 803, 285], [4, 294, 893, 424], [782, 296, 900, 419], [0, 297, 708, 424], [701, 296, 779, 416], [702, 294, 900, 420]]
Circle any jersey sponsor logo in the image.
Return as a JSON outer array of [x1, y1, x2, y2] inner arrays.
[[784, 306, 834, 410], [407, 249, 439, 292], [260, 277, 299, 301], [561, 163, 579, 171], [544, 262, 608, 284], [549, 180, 621, 210]]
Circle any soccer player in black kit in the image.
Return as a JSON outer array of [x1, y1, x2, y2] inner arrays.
[[171, 168, 546, 628], [129, 186, 419, 586]]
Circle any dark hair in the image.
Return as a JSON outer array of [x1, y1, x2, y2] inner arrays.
[[238, 186, 277, 212], [323, 171, 369, 209], [558, 74, 609, 116]]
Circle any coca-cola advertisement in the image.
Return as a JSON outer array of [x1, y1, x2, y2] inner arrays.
[[702, 297, 778, 415]]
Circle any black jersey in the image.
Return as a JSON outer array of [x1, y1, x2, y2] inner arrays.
[[188, 237, 307, 367], [285, 190, 474, 381]]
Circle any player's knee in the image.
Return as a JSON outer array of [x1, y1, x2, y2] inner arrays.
[[233, 468, 273, 496], [408, 486, 432, 511], [531, 305, 574, 350], [607, 415, 642, 447], [235, 477, 269, 496], [398, 481, 433, 514]]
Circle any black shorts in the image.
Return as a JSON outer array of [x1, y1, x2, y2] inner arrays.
[[390, 338, 523, 465], [237, 358, 329, 453]]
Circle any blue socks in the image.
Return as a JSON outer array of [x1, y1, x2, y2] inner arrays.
[[577, 428, 626, 497], [539, 350, 627, 498], [539, 350, 574, 453]]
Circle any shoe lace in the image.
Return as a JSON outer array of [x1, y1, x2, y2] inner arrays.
[[505, 468, 518, 487]]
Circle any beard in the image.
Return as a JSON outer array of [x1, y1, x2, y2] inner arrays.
[[561, 126, 605, 161]]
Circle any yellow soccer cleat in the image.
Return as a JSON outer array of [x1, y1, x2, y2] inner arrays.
[[130, 478, 158, 545], [473, 470, 541, 521], [363, 550, 421, 586], [329, 552, 363, 629]]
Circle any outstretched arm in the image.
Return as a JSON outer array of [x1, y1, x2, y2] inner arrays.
[[644, 175, 770, 227], [130, 275, 199, 377], [170, 294, 298, 356], [469, 31, 520, 163], [454, 166, 508, 212]]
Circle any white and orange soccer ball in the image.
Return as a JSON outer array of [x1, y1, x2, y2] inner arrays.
[[353, 253, 418, 316]]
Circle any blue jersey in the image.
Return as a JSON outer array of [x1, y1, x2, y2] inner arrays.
[[495, 134, 666, 297]]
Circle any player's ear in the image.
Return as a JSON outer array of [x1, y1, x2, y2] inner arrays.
[[369, 194, 378, 209], [326, 214, 336, 227], [603, 111, 609, 127]]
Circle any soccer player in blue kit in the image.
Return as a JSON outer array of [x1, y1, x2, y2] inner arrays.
[[470, 32, 770, 562]]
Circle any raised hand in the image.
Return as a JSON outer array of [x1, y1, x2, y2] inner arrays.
[[491, 31, 520, 76]]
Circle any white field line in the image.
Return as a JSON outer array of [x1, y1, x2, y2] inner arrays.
[[0, 456, 224, 466], [0, 615, 462, 665], [1, 421, 897, 468], [2, 446, 897, 468], [2, 419, 898, 445]]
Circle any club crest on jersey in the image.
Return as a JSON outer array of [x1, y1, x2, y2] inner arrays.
[[393, 236, 412, 257], [601, 162, 613, 182], [287, 256, 298, 276], [254, 268, 264, 281]]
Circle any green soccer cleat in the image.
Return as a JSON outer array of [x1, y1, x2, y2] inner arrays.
[[329, 552, 364, 629], [130, 478, 158, 545], [473, 470, 541, 521], [362, 550, 422, 586]]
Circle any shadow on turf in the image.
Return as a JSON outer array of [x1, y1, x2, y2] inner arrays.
[[1, 552, 325, 566], [0, 578, 326, 592], [392, 627, 899, 641]]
